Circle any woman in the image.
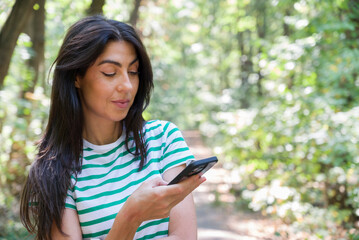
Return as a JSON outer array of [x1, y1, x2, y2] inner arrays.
[[20, 15, 205, 240]]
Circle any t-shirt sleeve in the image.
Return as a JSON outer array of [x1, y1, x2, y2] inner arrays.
[[65, 185, 76, 210], [159, 121, 195, 173]]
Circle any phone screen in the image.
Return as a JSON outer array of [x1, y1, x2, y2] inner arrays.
[[168, 156, 218, 185]]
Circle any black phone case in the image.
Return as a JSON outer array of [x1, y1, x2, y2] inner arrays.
[[168, 156, 218, 185]]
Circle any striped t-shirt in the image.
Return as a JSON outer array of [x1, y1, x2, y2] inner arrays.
[[65, 120, 194, 240]]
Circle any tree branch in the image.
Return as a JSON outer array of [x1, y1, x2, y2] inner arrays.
[[0, 0, 37, 89]]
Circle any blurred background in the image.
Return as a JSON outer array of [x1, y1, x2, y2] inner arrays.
[[0, 0, 359, 239]]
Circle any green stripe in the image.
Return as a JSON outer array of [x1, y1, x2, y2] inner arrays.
[[78, 196, 129, 215], [163, 147, 191, 159], [84, 131, 165, 166], [68, 186, 74, 193], [75, 155, 140, 181], [75, 144, 165, 182], [83, 121, 162, 161], [80, 213, 117, 227], [146, 123, 162, 132], [145, 131, 164, 143], [80, 147, 135, 172], [82, 228, 110, 238], [163, 121, 171, 133], [65, 203, 76, 210], [76, 150, 191, 196], [84, 140, 128, 161], [80, 138, 164, 172], [74, 157, 162, 191], [136, 218, 169, 232], [76, 153, 188, 212], [81, 130, 161, 165], [76, 121, 169, 171], [82, 150, 135, 169], [161, 155, 193, 173], [167, 127, 179, 139], [67, 193, 75, 201], [81, 218, 169, 239], [137, 230, 169, 240], [75, 170, 160, 202], [163, 137, 185, 154]]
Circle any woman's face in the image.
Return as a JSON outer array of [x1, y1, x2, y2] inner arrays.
[[75, 41, 139, 125]]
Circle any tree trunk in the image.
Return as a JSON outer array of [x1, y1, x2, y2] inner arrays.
[[238, 30, 253, 109], [0, 0, 37, 89], [344, 0, 359, 105], [346, 0, 359, 45], [256, 0, 266, 97], [87, 0, 106, 16], [129, 0, 142, 27], [25, 0, 46, 93], [4, 0, 46, 202], [283, 9, 291, 36]]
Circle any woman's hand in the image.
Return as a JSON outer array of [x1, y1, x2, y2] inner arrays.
[[124, 174, 206, 223]]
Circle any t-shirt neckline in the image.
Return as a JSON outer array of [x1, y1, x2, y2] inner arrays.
[[83, 133, 125, 153]]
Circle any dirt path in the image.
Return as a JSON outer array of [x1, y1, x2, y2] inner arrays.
[[182, 130, 281, 240]]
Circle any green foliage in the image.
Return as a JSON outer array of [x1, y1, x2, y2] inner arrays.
[[198, 0, 359, 238], [0, 205, 32, 240]]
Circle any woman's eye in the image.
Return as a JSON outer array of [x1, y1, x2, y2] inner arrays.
[[102, 72, 116, 77], [129, 71, 139, 76]]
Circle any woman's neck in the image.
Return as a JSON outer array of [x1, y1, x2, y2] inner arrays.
[[82, 120, 122, 145]]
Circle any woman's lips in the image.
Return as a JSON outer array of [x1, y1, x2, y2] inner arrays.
[[112, 100, 130, 108]]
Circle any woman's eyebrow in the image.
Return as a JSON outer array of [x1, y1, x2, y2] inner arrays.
[[97, 58, 138, 67], [129, 57, 139, 66], [98, 59, 121, 67]]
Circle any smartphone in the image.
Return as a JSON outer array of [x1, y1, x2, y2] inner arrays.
[[168, 156, 218, 185]]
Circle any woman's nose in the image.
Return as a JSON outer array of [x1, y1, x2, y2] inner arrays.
[[116, 73, 132, 92]]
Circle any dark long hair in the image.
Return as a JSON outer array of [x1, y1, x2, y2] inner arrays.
[[20, 15, 153, 240]]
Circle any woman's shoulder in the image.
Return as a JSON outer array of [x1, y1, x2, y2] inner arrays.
[[143, 120, 180, 135]]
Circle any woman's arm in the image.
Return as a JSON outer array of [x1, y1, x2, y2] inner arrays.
[[50, 204, 141, 240], [160, 164, 199, 240], [51, 208, 82, 239]]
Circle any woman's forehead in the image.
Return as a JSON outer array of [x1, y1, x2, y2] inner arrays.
[[95, 41, 138, 65]]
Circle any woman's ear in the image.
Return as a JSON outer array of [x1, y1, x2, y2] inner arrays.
[[75, 76, 81, 88]]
